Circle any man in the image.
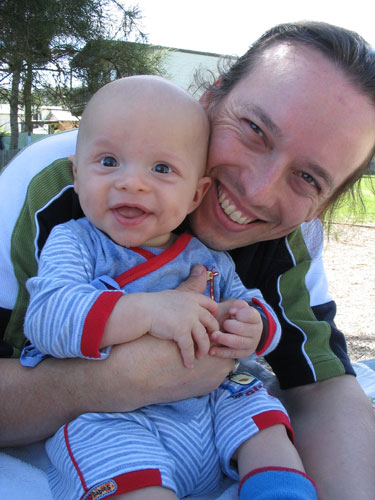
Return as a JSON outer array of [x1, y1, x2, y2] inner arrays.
[[1, 21, 374, 499]]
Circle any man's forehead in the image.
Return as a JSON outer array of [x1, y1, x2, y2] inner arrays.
[[245, 42, 344, 88], [226, 44, 375, 191]]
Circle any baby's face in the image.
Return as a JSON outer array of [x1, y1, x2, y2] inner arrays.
[[72, 78, 210, 248]]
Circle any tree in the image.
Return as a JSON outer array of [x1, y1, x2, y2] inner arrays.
[[69, 39, 167, 114], [0, 0, 147, 149]]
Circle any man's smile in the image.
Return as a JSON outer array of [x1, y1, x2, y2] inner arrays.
[[217, 183, 259, 225]]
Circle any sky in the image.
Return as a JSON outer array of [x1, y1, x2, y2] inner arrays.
[[134, 0, 375, 56]]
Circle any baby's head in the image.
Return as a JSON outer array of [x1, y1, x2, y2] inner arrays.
[[71, 75, 211, 248]]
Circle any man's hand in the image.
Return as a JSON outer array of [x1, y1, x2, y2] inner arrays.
[[1, 265, 235, 446], [176, 264, 209, 294], [0, 336, 233, 446]]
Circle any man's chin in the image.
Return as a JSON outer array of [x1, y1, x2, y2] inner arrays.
[[190, 213, 242, 250], [191, 223, 254, 251]]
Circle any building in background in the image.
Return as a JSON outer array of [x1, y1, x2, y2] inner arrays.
[[162, 46, 227, 93], [0, 45, 227, 152], [0, 104, 79, 136]]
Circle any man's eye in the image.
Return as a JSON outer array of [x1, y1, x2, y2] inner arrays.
[[300, 172, 319, 188], [152, 163, 172, 174], [101, 156, 119, 168], [249, 121, 264, 137]]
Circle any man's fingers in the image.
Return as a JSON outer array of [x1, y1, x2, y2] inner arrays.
[[176, 265, 207, 293]]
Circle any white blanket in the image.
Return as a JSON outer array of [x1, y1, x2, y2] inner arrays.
[[1, 361, 374, 500]]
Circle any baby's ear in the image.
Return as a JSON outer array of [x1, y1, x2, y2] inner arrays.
[[188, 176, 212, 214], [69, 155, 77, 176], [69, 154, 79, 192]]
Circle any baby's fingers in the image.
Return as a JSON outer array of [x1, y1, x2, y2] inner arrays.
[[192, 323, 210, 360], [209, 344, 250, 359], [176, 334, 195, 369], [200, 308, 220, 334], [210, 328, 258, 359], [223, 317, 262, 339], [211, 330, 254, 351], [230, 303, 260, 324]]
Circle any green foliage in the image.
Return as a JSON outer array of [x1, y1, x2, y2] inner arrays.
[[329, 176, 375, 224], [69, 39, 167, 112], [0, 0, 148, 146]]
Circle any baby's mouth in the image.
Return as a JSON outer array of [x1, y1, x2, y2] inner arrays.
[[115, 206, 147, 219]]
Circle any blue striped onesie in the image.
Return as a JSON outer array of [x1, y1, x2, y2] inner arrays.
[[24, 218, 291, 500]]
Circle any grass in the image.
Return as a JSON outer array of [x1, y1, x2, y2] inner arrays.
[[331, 175, 375, 224]]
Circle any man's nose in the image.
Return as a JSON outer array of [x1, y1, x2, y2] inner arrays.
[[242, 156, 286, 205]]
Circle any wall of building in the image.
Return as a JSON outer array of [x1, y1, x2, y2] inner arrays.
[[162, 47, 224, 93]]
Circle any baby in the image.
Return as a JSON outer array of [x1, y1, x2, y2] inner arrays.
[[24, 76, 317, 500]]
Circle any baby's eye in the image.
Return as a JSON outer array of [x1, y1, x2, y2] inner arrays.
[[101, 156, 119, 168], [152, 163, 172, 174]]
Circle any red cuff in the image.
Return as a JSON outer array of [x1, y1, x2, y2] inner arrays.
[[79, 469, 162, 500], [253, 409, 294, 443], [252, 297, 277, 356], [81, 292, 122, 358]]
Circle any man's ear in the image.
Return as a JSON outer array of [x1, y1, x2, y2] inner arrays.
[[305, 201, 328, 222], [199, 89, 211, 111], [69, 154, 78, 193], [187, 176, 212, 214], [199, 77, 222, 111]]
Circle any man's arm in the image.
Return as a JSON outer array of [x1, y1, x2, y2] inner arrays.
[[1, 335, 232, 447], [283, 375, 375, 500], [1, 265, 233, 447]]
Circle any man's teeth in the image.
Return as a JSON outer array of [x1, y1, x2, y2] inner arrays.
[[217, 185, 253, 225]]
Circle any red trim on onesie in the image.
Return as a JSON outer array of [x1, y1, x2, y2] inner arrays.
[[64, 423, 162, 500], [79, 470, 163, 500], [129, 247, 155, 260], [115, 232, 193, 288], [252, 410, 294, 442], [81, 291, 122, 357], [111, 469, 162, 496], [239, 467, 317, 493], [64, 424, 88, 492], [252, 297, 277, 356]]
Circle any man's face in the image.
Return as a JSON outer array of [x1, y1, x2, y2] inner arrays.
[[190, 44, 375, 250]]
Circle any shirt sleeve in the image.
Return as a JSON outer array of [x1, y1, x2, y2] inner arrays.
[[24, 223, 122, 360], [2, 153, 81, 357], [263, 221, 355, 388]]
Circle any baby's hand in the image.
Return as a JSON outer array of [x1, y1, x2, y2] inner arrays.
[[209, 300, 262, 359], [142, 290, 219, 368]]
